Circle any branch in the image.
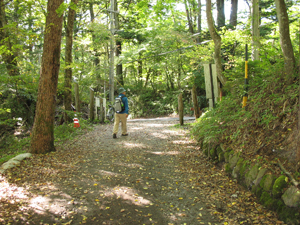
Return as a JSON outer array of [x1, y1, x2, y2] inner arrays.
[[277, 159, 300, 187]]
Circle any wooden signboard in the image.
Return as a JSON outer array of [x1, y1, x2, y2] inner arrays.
[[204, 64, 219, 109]]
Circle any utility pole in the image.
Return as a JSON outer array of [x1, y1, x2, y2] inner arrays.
[[109, 0, 115, 102]]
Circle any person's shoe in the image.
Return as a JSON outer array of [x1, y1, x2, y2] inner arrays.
[[121, 134, 128, 136], [113, 134, 117, 138]]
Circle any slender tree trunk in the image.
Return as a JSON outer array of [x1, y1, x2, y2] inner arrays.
[[252, 0, 260, 61], [274, 0, 296, 83], [178, 93, 184, 125], [31, 0, 64, 154], [184, 0, 194, 34], [217, 0, 225, 28], [297, 22, 300, 163], [192, 85, 201, 119], [197, 0, 201, 42], [89, 2, 101, 91], [64, 0, 78, 123], [115, 0, 124, 86], [206, 0, 226, 86], [144, 68, 151, 88], [89, 89, 94, 121], [116, 40, 123, 85], [229, 0, 238, 28]]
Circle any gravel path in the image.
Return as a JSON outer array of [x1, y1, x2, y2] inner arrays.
[[0, 118, 285, 224]]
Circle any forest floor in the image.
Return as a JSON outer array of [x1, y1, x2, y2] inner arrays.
[[0, 117, 286, 225]]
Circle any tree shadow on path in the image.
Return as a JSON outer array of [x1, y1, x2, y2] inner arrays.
[[0, 118, 284, 224]]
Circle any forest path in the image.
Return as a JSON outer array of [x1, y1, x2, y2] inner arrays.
[[1, 118, 284, 224]]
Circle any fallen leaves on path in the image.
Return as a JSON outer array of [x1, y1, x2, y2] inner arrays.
[[0, 119, 285, 224]]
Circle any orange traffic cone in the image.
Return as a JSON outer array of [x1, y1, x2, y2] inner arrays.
[[73, 114, 80, 128]]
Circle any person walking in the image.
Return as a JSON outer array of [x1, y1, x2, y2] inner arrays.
[[113, 87, 129, 138]]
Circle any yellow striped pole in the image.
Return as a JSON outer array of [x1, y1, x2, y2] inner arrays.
[[242, 44, 249, 108]]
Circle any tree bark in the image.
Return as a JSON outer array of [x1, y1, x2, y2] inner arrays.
[[229, 0, 238, 28], [274, 0, 296, 83], [206, 0, 226, 86], [64, 0, 78, 123], [217, 0, 225, 28], [178, 93, 184, 125], [184, 0, 194, 34], [252, 0, 260, 61], [297, 22, 300, 163], [116, 40, 123, 85], [197, 0, 202, 42], [74, 82, 80, 113], [192, 85, 201, 119], [115, 0, 124, 86], [89, 89, 94, 121], [30, 0, 64, 154]]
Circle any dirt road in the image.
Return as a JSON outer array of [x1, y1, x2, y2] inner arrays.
[[0, 118, 284, 224]]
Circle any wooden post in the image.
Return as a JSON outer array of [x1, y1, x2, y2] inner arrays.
[[178, 93, 184, 125], [74, 82, 80, 113], [192, 85, 201, 119], [100, 98, 105, 123], [89, 88, 95, 121]]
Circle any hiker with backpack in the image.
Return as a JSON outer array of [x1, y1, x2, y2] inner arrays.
[[113, 87, 129, 138]]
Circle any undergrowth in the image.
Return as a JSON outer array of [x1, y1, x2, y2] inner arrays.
[[191, 61, 299, 172], [0, 119, 93, 165]]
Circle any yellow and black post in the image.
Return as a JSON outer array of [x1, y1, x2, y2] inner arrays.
[[242, 44, 249, 108]]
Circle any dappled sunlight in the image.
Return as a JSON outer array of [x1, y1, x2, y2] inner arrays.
[[105, 186, 152, 206], [146, 150, 180, 155], [0, 175, 28, 201], [171, 139, 191, 145], [115, 162, 144, 169], [123, 142, 147, 148], [98, 170, 120, 177], [151, 132, 169, 139]]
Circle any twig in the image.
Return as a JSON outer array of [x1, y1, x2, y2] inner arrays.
[[277, 159, 300, 187]]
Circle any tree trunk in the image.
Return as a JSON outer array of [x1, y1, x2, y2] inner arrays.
[[252, 0, 260, 61], [89, 89, 94, 121], [116, 40, 123, 85], [298, 22, 300, 163], [115, 0, 124, 86], [178, 93, 184, 125], [30, 0, 64, 154], [229, 0, 238, 28], [274, 0, 296, 83], [64, 0, 78, 123], [89, 2, 101, 91], [192, 85, 201, 119], [184, 0, 194, 34], [197, 0, 202, 42], [206, 0, 226, 86], [74, 82, 80, 113], [144, 68, 151, 88], [217, 0, 225, 28]]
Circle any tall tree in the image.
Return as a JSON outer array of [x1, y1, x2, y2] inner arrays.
[[64, 0, 78, 123], [252, 0, 260, 60], [197, 0, 202, 42], [229, 0, 238, 28], [184, 0, 194, 34], [206, 0, 226, 86], [115, 0, 124, 86], [30, 0, 64, 154], [274, 0, 296, 83], [217, 0, 225, 28]]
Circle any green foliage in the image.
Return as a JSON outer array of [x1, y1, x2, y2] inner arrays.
[[191, 56, 298, 150]]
